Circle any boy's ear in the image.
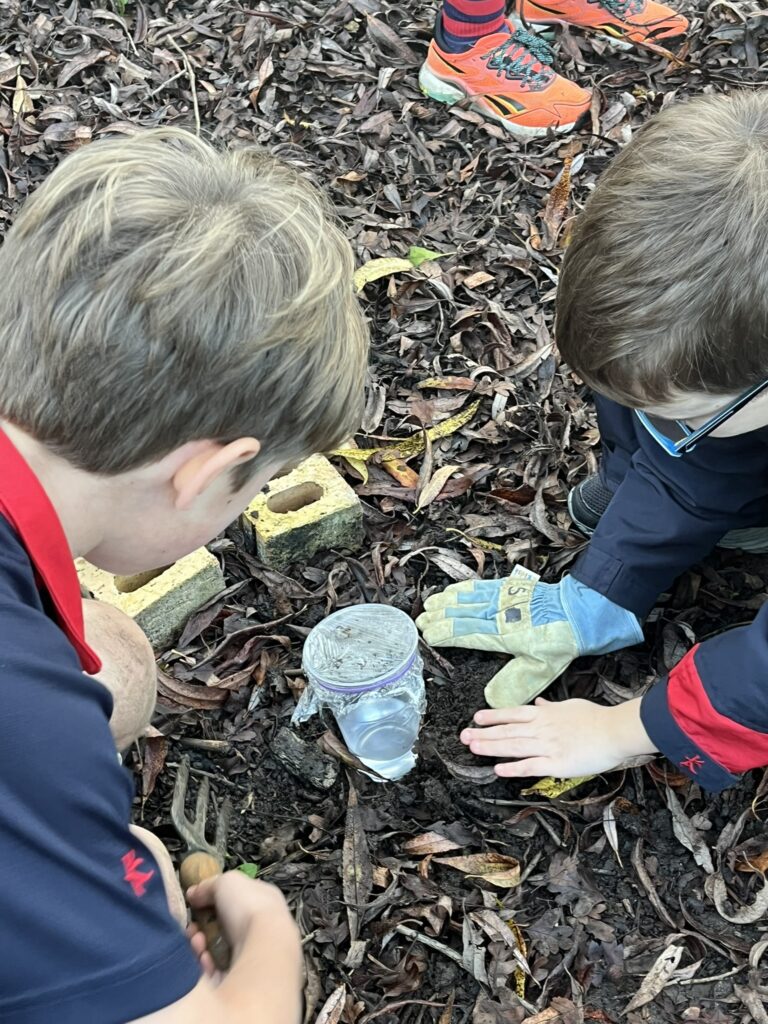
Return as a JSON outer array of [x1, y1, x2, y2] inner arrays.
[[172, 438, 261, 510]]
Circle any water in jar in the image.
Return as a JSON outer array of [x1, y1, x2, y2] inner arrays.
[[336, 695, 421, 781]]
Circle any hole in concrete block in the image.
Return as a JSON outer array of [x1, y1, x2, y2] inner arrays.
[[115, 565, 172, 593], [266, 482, 323, 514]]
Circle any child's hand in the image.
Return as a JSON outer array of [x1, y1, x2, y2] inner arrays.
[[460, 696, 658, 779], [186, 873, 302, 980]]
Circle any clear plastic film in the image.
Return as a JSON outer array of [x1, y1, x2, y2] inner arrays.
[[292, 654, 425, 725]]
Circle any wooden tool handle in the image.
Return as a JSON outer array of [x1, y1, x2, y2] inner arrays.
[[180, 851, 232, 972]]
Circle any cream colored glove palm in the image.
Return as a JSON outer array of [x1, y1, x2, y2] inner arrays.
[[416, 568, 642, 707]]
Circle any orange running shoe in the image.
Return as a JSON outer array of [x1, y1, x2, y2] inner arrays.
[[419, 27, 591, 140], [517, 0, 688, 46]]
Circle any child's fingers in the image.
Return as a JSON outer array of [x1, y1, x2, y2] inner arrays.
[[473, 706, 538, 726], [185, 879, 217, 907], [494, 756, 553, 778], [465, 737, 546, 758], [461, 723, 538, 744]]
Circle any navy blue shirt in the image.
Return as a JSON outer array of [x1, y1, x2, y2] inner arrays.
[[0, 430, 200, 1022], [572, 396, 768, 792]]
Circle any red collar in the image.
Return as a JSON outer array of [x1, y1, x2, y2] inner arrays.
[[0, 429, 101, 674]]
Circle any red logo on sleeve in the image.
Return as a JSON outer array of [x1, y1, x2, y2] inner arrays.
[[122, 850, 155, 897], [680, 754, 705, 774]]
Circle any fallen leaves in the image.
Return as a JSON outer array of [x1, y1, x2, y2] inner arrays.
[[624, 943, 685, 1012], [342, 785, 373, 946], [402, 832, 464, 856], [331, 400, 482, 465], [521, 776, 595, 799], [540, 157, 573, 250], [353, 256, 415, 293], [416, 464, 459, 512], [666, 786, 714, 873], [353, 246, 446, 292], [434, 852, 521, 889]]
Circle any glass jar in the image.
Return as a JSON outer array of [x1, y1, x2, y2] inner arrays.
[[293, 604, 425, 781]]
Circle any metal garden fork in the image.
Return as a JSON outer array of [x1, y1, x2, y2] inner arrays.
[[171, 757, 233, 970]]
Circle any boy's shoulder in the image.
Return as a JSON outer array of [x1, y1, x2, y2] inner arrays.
[[0, 428, 101, 672]]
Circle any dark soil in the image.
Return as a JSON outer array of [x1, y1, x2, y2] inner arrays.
[[2, 0, 768, 1021]]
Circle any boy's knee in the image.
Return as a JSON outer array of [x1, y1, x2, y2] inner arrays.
[[130, 825, 187, 929], [82, 599, 157, 750]]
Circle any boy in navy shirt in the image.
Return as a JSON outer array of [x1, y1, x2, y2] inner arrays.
[[0, 129, 368, 1023], [418, 91, 768, 792]]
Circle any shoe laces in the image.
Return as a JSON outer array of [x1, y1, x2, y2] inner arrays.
[[589, 0, 644, 17], [484, 30, 556, 87]]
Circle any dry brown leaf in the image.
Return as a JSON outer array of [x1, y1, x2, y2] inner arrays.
[[540, 157, 573, 249], [736, 846, 768, 874], [666, 786, 714, 873], [315, 984, 346, 1024], [624, 943, 684, 1013], [705, 870, 768, 924], [438, 991, 455, 1024], [317, 731, 386, 780], [365, 14, 421, 63], [522, 1010, 560, 1024], [141, 733, 168, 800], [402, 831, 464, 855], [434, 852, 520, 889], [342, 785, 373, 944], [416, 465, 458, 512], [463, 271, 494, 289], [438, 755, 498, 785], [383, 457, 420, 488], [12, 75, 33, 115], [57, 49, 110, 88], [418, 376, 479, 391], [156, 669, 229, 710]]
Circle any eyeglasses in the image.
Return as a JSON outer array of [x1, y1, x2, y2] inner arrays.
[[635, 378, 768, 457]]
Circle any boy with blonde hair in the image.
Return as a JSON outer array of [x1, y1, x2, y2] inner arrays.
[[419, 91, 768, 793], [0, 128, 368, 1022]]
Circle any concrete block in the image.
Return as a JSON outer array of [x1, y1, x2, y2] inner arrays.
[[243, 454, 363, 569], [76, 547, 226, 650]]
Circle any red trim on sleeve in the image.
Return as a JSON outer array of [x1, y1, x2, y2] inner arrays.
[[667, 645, 768, 773], [0, 429, 101, 674]]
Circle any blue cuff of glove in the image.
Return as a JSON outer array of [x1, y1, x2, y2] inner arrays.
[[559, 575, 643, 656]]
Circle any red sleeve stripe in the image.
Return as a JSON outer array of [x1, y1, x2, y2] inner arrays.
[[667, 645, 768, 773]]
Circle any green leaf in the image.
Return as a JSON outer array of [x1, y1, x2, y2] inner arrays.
[[238, 862, 260, 879], [407, 246, 447, 268]]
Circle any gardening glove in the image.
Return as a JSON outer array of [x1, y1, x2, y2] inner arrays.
[[416, 566, 643, 707]]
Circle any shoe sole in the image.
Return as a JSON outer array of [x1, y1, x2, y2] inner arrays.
[[717, 528, 768, 554], [418, 63, 581, 140]]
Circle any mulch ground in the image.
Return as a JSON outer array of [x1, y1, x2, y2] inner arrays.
[[2, 2, 768, 1021]]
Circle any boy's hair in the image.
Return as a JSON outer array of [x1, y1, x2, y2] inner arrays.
[[0, 128, 368, 484], [556, 92, 768, 407]]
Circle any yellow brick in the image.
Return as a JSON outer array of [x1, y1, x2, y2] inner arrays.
[[76, 548, 225, 650], [243, 454, 362, 569]]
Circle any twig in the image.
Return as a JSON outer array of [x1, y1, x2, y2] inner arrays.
[[394, 925, 463, 965], [177, 738, 231, 752], [360, 1000, 446, 1024], [165, 761, 236, 787], [168, 37, 200, 135], [146, 69, 187, 99], [669, 965, 746, 987]]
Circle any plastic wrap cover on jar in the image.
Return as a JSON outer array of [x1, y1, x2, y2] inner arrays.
[[293, 604, 426, 781]]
